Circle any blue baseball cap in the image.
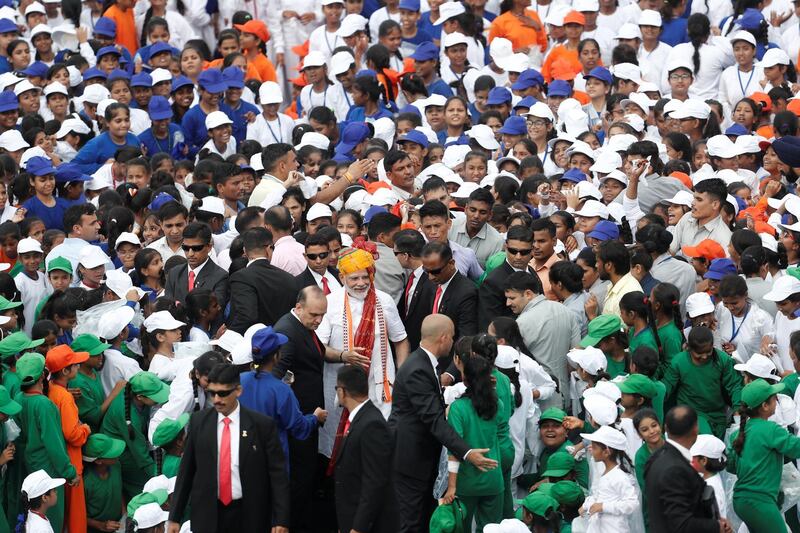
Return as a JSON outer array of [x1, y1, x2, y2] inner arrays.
[[0, 90, 17, 113], [364, 205, 388, 224], [584, 66, 612, 86], [548, 80, 572, 98], [171, 75, 193, 93], [355, 69, 377, 78], [26, 156, 56, 176], [96, 46, 121, 60], [587, 220, 620, 241], [148, 192, 178, 211], [148, 95, 173, 121], [724, 123, 749, 137], [198, 69, 227, 94], [149, 41, 173, 57], [332, 152, 354, 163], [560, 168, 587, 184], [399, 0, 420, 11], [513, 96, 536, 110], [107, 68, 130, 82], [82, 67, 107, 82], [94, 17, 116, 38], [410, 41, 438, 61], [703, 258, 737, 280], [54, 163, 91, 183], [511, 69, 544, 90], [737, 8, 764, 30], [336, 122, 371, 154], [486, 86, 512, 105], [498, 115, 527, 135], [397, 129, 429, 148], [0, 19, 18, 34], [131, 72, 152, 88], [251, 326, 288, 360], [22, 61, 47, 78], [222, 66, 244, 89]]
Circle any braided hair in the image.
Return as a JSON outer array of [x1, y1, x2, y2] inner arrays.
[[123, 382, 135, 439], [192, 351, 225, 409], [620, 291, 663, 355], [651, 282, 684, 341], [687, 13, 710, 75], [15, 491, 45, 533]]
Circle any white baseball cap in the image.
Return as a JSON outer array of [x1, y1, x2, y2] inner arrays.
[[43, 81, 68, 97], [249, 152, 264, 172], [302, 51, 327, 69], [489, 37, 513, 63], [330, 51, 355, 76], [494, 345, 520, 370], [465, 124, 500, 150], [29, 24, 52, 39], [0, 129, 29, 152], [567, 346, 607, 375], [368, 187, 399, 207], [337, 14, 368, 37], [638, 9, 662, 27], [17, 237, 42, 254], [294, 132, 330, 151], [209, 328, 244, 353], [56, 117, 91, 139], [729, 30, 756, 47], [82, 84, 110, 105], [78, 245, 108, 269], [434, 1, 466, 25], [307, 203, 333, 221], [566, 140, 595, 160], [591, 150, 623, 174], [143, 310, 186, 332], [621, 92, 655, 113], [97, 305, 135, 340], [575, 180, 602, 200], [495, 52, 529, 73], [258, 81, 282, 105], [599, 169, 628, 186], [13, 79, 39, 97], [133, 503, 169, 531], [764, 275, 800, 302], [115, 231, 141, 248], [671, 98, 711, 120], [735, 135, 762, 154], [525, 101, 555, 122], [760, 48, 790, 68], [605, 133, 637, 152], [666, 55, 694, 73], [582, 394, 619, 426], [582, 380, 622, 402], [22, 470, 65, 499], [205, 110, 232, 130], [442, 144, 471, 169], [734, 353, 780, 381], [686, 292, 715, 317], [451, 182, 480, 199], [96, 98, 118, 118], [231, 322, 267, 365], [689, 434, 726, 460], [614, 23, 642, 40], [660, 190, 694, 208], [706, 134, 741, 159], [442, 32, 469, 48], [199, 196, 226, 216], [574, 199, 610, 219], [150, 68, 172, 86], [574, 0, 599, 11], [580, 425, 627, 451], [24, 2, 45, 15], [104, 269, 146, 301]]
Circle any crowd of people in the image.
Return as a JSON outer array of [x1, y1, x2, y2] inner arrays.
[[0, 0, 799, 531]]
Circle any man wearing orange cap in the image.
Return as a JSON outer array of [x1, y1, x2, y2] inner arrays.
[[46, 345, 91, 533], [316, 239, 409, 466], [683, 239, 727, 278]]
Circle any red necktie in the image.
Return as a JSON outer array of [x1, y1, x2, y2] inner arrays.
[[343, 418, 351, 436], [188, 270, 195, 292], [219, 417, 232, 505], [432, 285, 443, 313], [311, 331, 323, 355], [404, 272, 415, 312], [321, 276, 330, 295]]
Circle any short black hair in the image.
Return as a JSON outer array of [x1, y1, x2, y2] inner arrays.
[[394, 229, 426, 256], [242, 227, 273, 251], [506, 225, 533, 243], [337, 365, 368, 397], [694, 177, 727, 204], [308, 106, 336, 126], [212, 162, 241, 187], [627, 141, 664, 175], [157, 201, 188, 222], [207, 363, 240, 386], [317, 225, 342, 246], [63, 203, 96, 234], [504, 271, 540, 294], [264, 205, 293, 233], [468, 187, 494, 206], [304, 232, 330, 248], [418, 200, 449, 221], [234, 206, 265, 233], [182, 222, 212, 244], [631, 346, 659, 377], [531, 217, 556, 238], [688, 325, 714, 349], [549, 261, 583, 293], [422, 176, 447, 195], [664, 405, 698, 438], [384, 149, 410, 172], [367, 212, 401, 240], [262, 143, 294, 173], [598, 240, 630, 275], [421, 241, 453, 262]]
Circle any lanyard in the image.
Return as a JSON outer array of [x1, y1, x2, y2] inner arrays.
[[730, 304, 750, 342], [738, 68, 756, 97], [312, 86, 328, 109], [265, 116, 282, 143], [342, 86, 351, 107], [153, 132, 173, 154], [324, 32, 339, 54]]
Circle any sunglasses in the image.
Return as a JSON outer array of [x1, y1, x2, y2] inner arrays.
[[424, 265, 446, 276], [181, 244, 207, 252], [207, 388, 237, 398], [306, 252, 329, 260], [507, 247, 532, 256]]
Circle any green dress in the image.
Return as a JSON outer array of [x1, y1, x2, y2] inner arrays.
[[15, 392, 75, 533], [0, 422, 8, 533], [84, 463, 123, 533], [448, 396, 505, 531], [492, 369, 515, 518], [728, 417, 800, 533], [660, 350, 743, 438], [652, 380, 666, 423], [606, 356, 627, 379], [100, 392, 153, 500], [635, 444, 657, 530], [657, 322, 684, 365], [2, 371, 19, 400], [69, 370, 106, 432], [628, 327, 658, 353]]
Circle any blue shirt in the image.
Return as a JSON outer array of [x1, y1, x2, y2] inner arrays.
[[419, 12, 442, 41], [138, 123, 185, 157], [238, 370, 318, 470], [181, 103, 235, 151], [22, 196, 69, 230], [0, 56, 10, 75], [225, 100, 260, 145], [345, 105, 394, 122], [660, 17, 689, 46], [72, 132, 140, 174], [428, 78, 454, 99]]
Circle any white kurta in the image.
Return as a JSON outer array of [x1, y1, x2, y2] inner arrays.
[[14, 271, 52, 336], [583, 465, 640, 533], [316, 286, 407, 457], [715, 302, 773, 364]]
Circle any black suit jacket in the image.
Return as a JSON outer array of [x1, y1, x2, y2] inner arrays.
[[436, 271, 478, 341], [169, 405, 291, 533], [388, 349, 470, 480], [164, 259, 229, 309], [398, 271, 434, 351], [644, 442, 719, 533], [335, 401, 398, 533], [294, 266, 340, 291], [478, 262, 542, 331], [228, 259, 298, 334], [272, 311, 325, 413]]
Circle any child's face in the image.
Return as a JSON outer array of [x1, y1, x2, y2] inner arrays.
[[30, 174, 55, 197], [159, 328, 182, 345], [143, 218, 163, 244], [116, 243, 139, 269], [210, 125, 232, 147], [588, 442, 608, 462], [19, 251, 41, 273], [54, 313, 76, 332], [48, 269, 71, 291], [27, 221, 45, 242], [3, 236, 20, 260], [80, 264, 105, 286], [345, 0, 363, 13], [206, 295, 222, 322]]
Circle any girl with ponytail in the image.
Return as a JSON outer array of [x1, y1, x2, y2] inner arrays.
[[650, 283, 685, 365], [18, 471, 63, 533], [619, 291, 661, 355]]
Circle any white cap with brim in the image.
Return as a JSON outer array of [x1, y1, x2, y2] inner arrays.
[[566, 346, 607, 375], [451, 182, 480, 199], [574, 199, 609, 219], [337, 14, 368, 37], [205, 110, 232, 130], [22, 470, 65, 499], [199, 196, 226, 216], [582, 380, 622, 402], [689, 434, 726, 460], [258, 81, 282, 105], [210, 328, 244, 353], [82, 84, 110, 105], [330, 51, 355, 76], [686, 292, 715, 318], [580, 425, 627, 451], [0, 129, 29, 152], [17, 237, 42, 254], [144, 310, 186, 332], [13, 79, 39, 97], [78, 245, 108, 269], [434, 1, 466, 25], [671, 99, 711, 120], [104, 270, 146, 301], [764, 276, 800, 302], [96, 98, 118, 119], [582, 395, 619, 427], [97, 305, 135, 341], [760, 48, 790, 68], [734, 353, 780, 381], [56, 117, 91, 139], [660, 190, 694, 207], [307, 202, 334, 221], [115, 231, 141, 248], [231, 323, 267, 365], [150, 68, 172, 86], [302, 51, 327, 69], [133, 503, 169, 531], [294, 132, 330, 151], [466, 124, 500, 150]]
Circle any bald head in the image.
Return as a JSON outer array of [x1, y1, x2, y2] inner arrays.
[[420, 315, 455, 358], [295, 286, 327, 330]]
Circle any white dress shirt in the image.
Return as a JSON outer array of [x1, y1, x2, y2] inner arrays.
[[310, 269, 342, 292], [405, 266, 423, 311], [432, 272, 456, 313], [347, 399, 369, 423], [217, 404, 242, 501]]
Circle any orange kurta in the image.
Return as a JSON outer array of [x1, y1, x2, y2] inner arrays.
[[103, 5, 138, 55], [541, 45, 582, 83], [488, 10, 548, 54], [249, 53, 278, 83], [205, 58, 263, 82], [49, 382, 90, 533]]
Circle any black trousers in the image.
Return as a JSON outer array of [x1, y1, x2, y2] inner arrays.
[[289, 432, 320, 531], [394, 470, 437, 533], [216, 499, 243, 531]]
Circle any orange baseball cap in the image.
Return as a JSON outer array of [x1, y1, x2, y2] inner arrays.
[[233, 19, 270, 44], [563, 10, 586, 25], [787, 98, 800, 117], [750, 91, 772, 113], [45, 345, 89, 374], [682, 239, 726, 262], [669, 171, 693, 189]]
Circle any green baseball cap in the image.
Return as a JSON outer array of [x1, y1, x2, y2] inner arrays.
[[519, 492, 559, 519], [0, 296, 22, 312], [616, 374, 658, 399], [47, 256, 73, 275], [741, 378, 785, 409], [71, 334, 111, 357], [129, 372, 170, 404], [84, 434, 125, 460], [541, 451, 576, 478], [16, 352, 45, 385], [126, 489, 168, 518], [515, 483, 553, 520], [0, 332, 44, 359], [539, 407, 566, 424], [152, 413, 190, 447], [580, 314, 623, 347], [429, 499, 467, 533], [551, 480, 585, 507], [0, 385, 20, 416]]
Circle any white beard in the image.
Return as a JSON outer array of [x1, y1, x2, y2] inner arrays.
[[345, 286, 370, 299]]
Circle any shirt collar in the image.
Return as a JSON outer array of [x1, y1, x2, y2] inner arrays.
[[218, 403, 240, 424], [189, 258, 210, 275], [421, 346, 438, 373], [247, 257, 268, 266], [666, 438, 692, 462], [348, 399, 369, 422], [391, 184, 412, 200]]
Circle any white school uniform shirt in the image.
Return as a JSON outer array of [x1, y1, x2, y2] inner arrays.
[[638, 42, 672, 89], [14, 271, 52, 336], [300, 82, 351, 122], [479, 64, 509, 87], [508, 379, 541, 477], [781, 24, 800, 69], [715, 301, 773, 364], [582, 464, 640, 533], [705, 473, 727, 518], [217, 404, 242, 500], [619, 417, 643, 459], [135, 11, 199, 50], [149, 353, 179, 382], [597, 10, 627, 36], [25, 513, 54, 533], [583, 26, 616, 67], [129, 107, 152, 136], [200, 138, 237, 161], [148, 357, 204, 441], [662, 39, 735, 101], [100, 348, 140, 396], [768, 312, 800, 374], [718, 64, 764, 115], [690, 0, 733, 28], [440, 34, 485, 74], [189, 327, 211, 343], [308, 25, 343, 60], [247, 113, 295, 146]]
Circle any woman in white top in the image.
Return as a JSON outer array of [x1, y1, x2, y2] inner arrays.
[[716, 274, 773, 363], [718, 31, 763, 114], [636, 10, 672, 88], [142, 311, 185, 383], [308, 0, 345, 60]]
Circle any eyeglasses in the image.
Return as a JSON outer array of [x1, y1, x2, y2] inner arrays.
[[527, 119, 548, 127], [424, 265, 447, 276], [306, 252, 329, 260], [507, 247, 533, 256], [207, 388, 237, 398], [394, 250, 409, 257], [669, 73, 692, 81], [181, 244, 207, 252]]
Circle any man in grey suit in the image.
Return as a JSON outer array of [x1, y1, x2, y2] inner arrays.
[[368, 211, 405, 305], [164, 222, 229, 309]]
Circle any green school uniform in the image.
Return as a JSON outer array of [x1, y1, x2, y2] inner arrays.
[[635, 443, 655, 529], [492, 369, 515, 518], [728, 417, 800, 532], [84, 463, 123, 533], [782, 373, 800, 398], [161, 454, 181, 478], [660, 350, 743, 439], [100, 392, 153, 500], [628, 327, 658, 353], [69, 370, 106, 432], [15, 392, 75, 533], [2, 371, 19, 400], [652, 380, 666, 423], [448, 396, 505, 531], [657, 322, 683, 364], [606, 356, 627, 379], [0, 423, 8, 533], [536, 441, 589, 489]]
